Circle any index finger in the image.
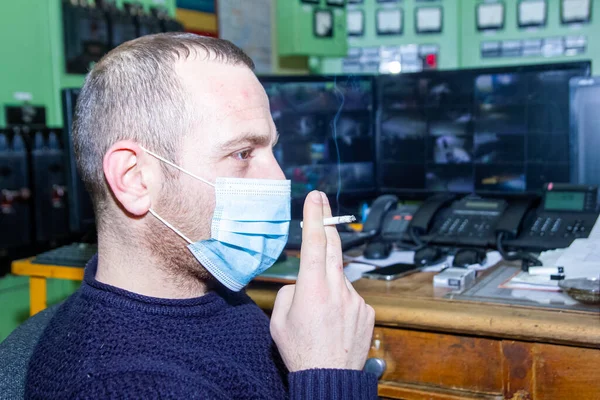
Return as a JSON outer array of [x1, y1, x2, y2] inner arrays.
[[296, 190, 327, 289]]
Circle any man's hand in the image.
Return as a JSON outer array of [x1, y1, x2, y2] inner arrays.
[[270, 190, 375, 372]]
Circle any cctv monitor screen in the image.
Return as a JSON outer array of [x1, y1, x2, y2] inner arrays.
[[260, 76, 376, 199], [377, 62, 590, 196]]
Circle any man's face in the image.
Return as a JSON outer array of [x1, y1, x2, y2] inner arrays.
[[147, 60, 284, 280], [179, 61, 284, 183]]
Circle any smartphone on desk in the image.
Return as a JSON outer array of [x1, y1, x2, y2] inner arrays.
[[362, 263, 420, 281]]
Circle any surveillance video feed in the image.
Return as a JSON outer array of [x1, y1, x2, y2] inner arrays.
[[426, 165, 474, 192], [378, 63, 589, 195], [475, 165, 526, 192], [379, 72, 476, 193], [474, 73, 528, 135], [263, 77, 375, 198]]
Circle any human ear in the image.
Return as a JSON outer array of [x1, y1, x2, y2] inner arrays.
[[103, 140, 153, 216]]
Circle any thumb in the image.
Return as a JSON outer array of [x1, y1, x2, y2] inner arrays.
[[270, 284, 296, 334]]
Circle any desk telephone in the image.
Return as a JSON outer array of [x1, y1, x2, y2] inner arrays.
[[396, 184, 599, 252], [286, 184, 598, 253]]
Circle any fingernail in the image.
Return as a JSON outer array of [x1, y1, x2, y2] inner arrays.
[[320, 192, 328, 204], [311, 190, 322, 204]]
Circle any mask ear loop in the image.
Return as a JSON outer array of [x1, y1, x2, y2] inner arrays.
[[149, 209, 193, 245], [141, 146, 215, 188], [141, 146, 216, 244]]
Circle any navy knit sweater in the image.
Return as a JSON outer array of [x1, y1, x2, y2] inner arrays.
[[25, 256, 377, 399]]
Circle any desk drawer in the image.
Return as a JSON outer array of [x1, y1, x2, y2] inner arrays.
[[368, 327, 504, 398], [368, 326, 600, 400]]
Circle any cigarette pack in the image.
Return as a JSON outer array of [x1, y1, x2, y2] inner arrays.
[[433, 268, 476, 290]]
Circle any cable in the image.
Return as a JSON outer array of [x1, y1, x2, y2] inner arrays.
[[409, 227, 424, 248], [394, 227, 442, 252], [496, 232, 542, 269]]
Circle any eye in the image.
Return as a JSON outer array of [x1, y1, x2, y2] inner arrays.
[[232, 149, 253, 161]]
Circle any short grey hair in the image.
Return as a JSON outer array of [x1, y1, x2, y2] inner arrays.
[[73, 32, 254, 223]]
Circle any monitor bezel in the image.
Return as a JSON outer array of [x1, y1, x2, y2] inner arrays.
[[61, 88, 97, 234]]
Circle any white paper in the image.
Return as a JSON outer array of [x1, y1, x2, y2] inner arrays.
[[507, 271, 560, 288], [477, 3, 504, 29], [417, 7, 442, 32], [218, 0, 272, 73], [554, 239, 600, 279], [562, 0, 591, 22], [377, 9, 402, 34], [519, 0, 546, 25], [511, 289, 578, 305], [344, 263, 376, 282], [347, 10, 364, 35], [538, 248, 566, 266]]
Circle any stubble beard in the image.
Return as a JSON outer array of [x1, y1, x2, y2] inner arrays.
[[144, 177, 215, 287]]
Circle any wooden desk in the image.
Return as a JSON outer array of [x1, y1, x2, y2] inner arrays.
[[12, 258, 600, 399], [249, 272, 600, 400]]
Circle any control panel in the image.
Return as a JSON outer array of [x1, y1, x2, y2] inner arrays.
[[312, 0, 458, 74], [460, 0, 600, 73]]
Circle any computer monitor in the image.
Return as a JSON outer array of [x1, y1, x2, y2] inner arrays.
[[377, 61, 591, 197], [260, 75, 376, 200], [569, 76, 600, 190], [61, 89, 96, 234]]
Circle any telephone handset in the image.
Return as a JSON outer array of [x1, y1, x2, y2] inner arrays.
[[362, 194, 399, 235], [494, 197, 538, 239], [380, 204, 421, 242], [493, 197, 542, 268], [409, 193, 457, 236], [333, 194, 398, 251]]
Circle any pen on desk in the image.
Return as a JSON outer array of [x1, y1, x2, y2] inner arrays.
[[300, 215, 356, 229], [528, 266, 564, 276]]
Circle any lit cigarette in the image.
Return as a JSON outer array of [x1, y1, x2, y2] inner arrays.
[[300, 215, 356, 228]]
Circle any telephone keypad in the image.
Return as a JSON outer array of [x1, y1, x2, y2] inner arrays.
[[437, 216, 496, 238], [528, 216, 587, 239]]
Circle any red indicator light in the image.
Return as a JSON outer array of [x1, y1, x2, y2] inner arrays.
[[425, 54, 437, 68]]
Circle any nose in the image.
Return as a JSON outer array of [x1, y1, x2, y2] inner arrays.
[[256, 151, 285, 180], [269, 156, 286, 180]]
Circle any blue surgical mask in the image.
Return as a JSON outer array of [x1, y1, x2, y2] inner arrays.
[[143, 148, 291, 291]]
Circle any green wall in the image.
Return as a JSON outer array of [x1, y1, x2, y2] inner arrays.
[[0, 0, 177, 129]]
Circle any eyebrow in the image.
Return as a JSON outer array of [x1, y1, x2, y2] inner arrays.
[[219, 132, 279, 152]]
